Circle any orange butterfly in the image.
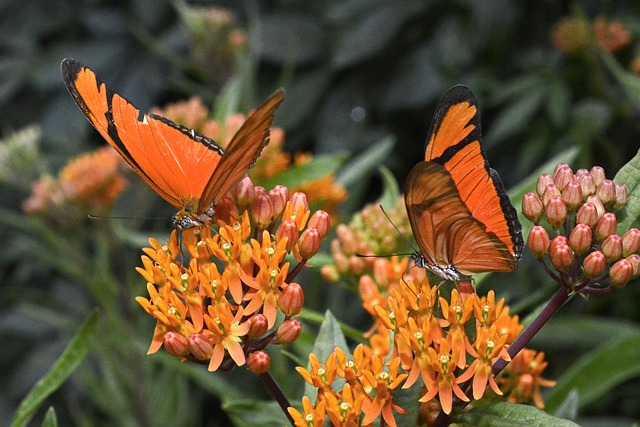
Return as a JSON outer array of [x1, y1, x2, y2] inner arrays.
[[61, 58, 284, 229], [405, 85, 523, 281]]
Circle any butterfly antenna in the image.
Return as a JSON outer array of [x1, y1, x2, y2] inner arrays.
[[87, 214, 169, 221], [378, 204, 418, 253]]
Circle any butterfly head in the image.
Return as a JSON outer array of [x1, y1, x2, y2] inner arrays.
[[411, 252, 462, 282]]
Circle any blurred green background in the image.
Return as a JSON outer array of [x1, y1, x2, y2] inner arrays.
[[2, 0, 640, 426]]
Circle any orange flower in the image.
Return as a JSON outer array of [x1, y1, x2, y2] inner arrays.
[[288, 396, 326, 427], [295, 352, 339, 403], [360, 356, 408, 427], [593, 16, 631, 52]]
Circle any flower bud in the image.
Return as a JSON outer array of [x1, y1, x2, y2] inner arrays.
[[254, 185, 267, 199], [527, 226, 551, 259], [269, 185, 288, 219], [321, 265, 340, 283], [569, 224, 593, 255], [251, 193, 274, 229], [596, 179, 616, 207], [348, 254, 367, 275], [575, 168, 590, 178], [583, 251, 607, 278], [536, 174, 555, 197], [279, 282, 304, 316], [276, 219, 299, 252], [213, 193, 239, 224], [336, 224, 357, 255], [545, 195, 567, 228], [590, 166, 606, 186], [188, 333, 214, 360], [614, 184, 628, 210], [164, 331, 189, 357], [457, 281, 476, 303], [522, 193, 544, 224], [610, 258, 633, 288], [601, 234, 623, 262], [554, 165, 574, 191], [576, 202, 599, 228], [594, 213, 617, 243], [276, 319, 302, 344], [549, 237, 574, 271], [561, 181, 583, 212], [298, 228, 321, 260], [576, 172, 596, 196], [542, 184, 561, 205], [248, 313, 269, 338], [234, 177, 255, 212], [290, 191, 309, 213], [585, 195, 605, 218], [308, 210, 331, 240], [247, 350, 271, 374], [627, 254, 640, 279], [622, 228, 640, 257]]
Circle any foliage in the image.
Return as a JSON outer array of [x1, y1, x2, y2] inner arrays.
[[1, 0, 640, 426]]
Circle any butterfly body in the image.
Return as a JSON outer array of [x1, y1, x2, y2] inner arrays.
[[405, 86, 523, 280], [61, 58, 283, 229]]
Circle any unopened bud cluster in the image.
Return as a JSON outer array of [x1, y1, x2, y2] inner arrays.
[[523, 164, 638, 289]]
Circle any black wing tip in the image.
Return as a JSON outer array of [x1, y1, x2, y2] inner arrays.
[[60, 58, 84, 85]]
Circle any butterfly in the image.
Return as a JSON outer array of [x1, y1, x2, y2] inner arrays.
[[61, 58, 284, 229], [405, 85, 523, 281]]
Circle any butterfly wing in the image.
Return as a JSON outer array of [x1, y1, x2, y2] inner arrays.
[[197, 89, 285, 211], [405, 161, 518, 275], [423, 85, 523, 264], [61, 58, 225, 210]]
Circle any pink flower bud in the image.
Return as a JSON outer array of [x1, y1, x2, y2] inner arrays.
[[585, 195, 605, 218], [254, 185, 267, 199], [279, 282, 304, 316], [590, 166, 606, 186], [188, 333, 213, 360], [251, 193, 274, 229], [276, 219, 300, 252], [614, 183, 628, 209], [594, 213, 617, 243], [276, 319, 302, 344], [610, 258, 633, 288], [561, 181, 583, 212], [234, 177, 255, 212], [298, 228, 321, 260], [522, 193, 544, 224], [554, 165, 575, 191], [569, 224, 593, 255], [601, 234, 623, 262], [247, 350, 271, 374], [576, 172, 596, 197], [308, 210, 331, 239], [627, 254, 640, 279], [536, 174, 554, 197], [320, 265, 340, 283], [545, 195, 567, 228], [596, 179, 616, 207], [576, 202, 599, 228], [163, 331, 189, 357], [289, 191, 309, 213], [248, 314, 269, 338], [527, 226, 551, 259], [542, 184, 561, 205], [622, 228, 640, 257], [549, 238, 574, 271], [336, 224, 357, 255], [583, 251, 607, 278], [269, 185, 289, 219]]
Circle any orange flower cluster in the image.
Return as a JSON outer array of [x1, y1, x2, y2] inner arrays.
[[523, 163, 638, 290], [291, 276, 554, 426], [552, 15, 632, 54], [136, 177, 330, 372], [152, 97, 347, 219], [321, 197, 412, 284], [22, 145, 128, 218]]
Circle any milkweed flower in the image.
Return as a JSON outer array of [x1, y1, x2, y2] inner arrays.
[[23, 145, 128, 219], [135, 177, 330, 372]]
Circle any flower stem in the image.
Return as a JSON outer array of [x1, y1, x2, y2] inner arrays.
[[492, 285, 571, 376], [259, 371, 295, 425]]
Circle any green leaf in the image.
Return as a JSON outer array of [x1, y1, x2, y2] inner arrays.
[[259, 152, 348, 190], [378, 165, 400, 209], [452, 402, 580, 426], [545, 332, 640, 412], [600, 51, 640, 105], [614, 148, 640, 230], [40, 407, 57, 427], [485, 89, 546, 146], [11, 311, 98, 427], [336, 135, 395, 188], [225, 400, 289, 427]]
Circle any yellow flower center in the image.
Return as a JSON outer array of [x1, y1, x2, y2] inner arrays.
[[180, 273, 189, 290]]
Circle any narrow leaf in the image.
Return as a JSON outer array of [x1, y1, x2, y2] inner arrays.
[[614, 148, 640, 230], [453, 402, 580, 426]]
